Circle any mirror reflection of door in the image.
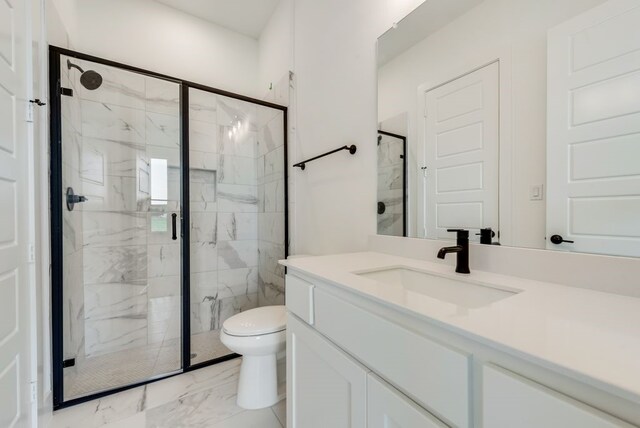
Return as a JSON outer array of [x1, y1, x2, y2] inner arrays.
[[547, 0, 640, 257], [422, 62, 499, 241], [377, 114, 407, 237]]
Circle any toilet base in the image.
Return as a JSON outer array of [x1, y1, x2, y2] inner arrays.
[[237, 354, 278, 409]]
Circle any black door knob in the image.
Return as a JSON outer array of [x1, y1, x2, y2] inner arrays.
[[550, 234, 574, 245], [377, 202, 386, 215]]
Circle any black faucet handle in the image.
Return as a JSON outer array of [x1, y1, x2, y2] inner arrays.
[[446, 228, 469, 239], [476, 228, 496, 245]]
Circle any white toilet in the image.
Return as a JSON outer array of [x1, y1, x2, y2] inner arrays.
[[220, 305, 286, 409]]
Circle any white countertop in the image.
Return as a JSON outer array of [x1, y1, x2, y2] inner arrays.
[[281, 251, 640, 404]]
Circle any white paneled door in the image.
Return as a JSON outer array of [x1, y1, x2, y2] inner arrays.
[[0, 0, 35, 427], [547, 0, 640, 257], [422, 62, 499, 240]]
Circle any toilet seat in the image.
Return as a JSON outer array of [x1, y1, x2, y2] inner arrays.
[[222, 305, 286, 337]]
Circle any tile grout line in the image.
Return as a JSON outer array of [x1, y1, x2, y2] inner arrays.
[[271, 406, 285, 428]]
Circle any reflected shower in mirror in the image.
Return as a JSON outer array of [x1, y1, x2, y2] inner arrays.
[[377, 113, 407, 237], [377, 0, 640, 257]]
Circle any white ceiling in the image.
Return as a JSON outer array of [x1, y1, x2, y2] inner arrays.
[[378, 0, 484, 66], [155, 0, 281, 39]]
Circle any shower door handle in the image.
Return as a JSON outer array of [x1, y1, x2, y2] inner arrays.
[[171, 213, 177, 240]]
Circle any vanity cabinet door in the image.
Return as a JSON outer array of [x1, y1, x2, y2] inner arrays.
[[287, 313, 368, 428], [314, 288, 471, 427], [368, 374, 448, 428], [483, 365, 634, 428]]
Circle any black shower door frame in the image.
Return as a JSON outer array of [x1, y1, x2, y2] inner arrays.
[[49, 45, 289, 410]]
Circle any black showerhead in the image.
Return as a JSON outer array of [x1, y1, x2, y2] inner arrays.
[[80, 70, 103, 90], [67, 59, 103, 90]]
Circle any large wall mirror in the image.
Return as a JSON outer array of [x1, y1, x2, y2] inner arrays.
[[377, 0, 640, 258]]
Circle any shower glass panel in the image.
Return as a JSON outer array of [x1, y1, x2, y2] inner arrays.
[[60, 55, 182, 400], [188, 88, 286, 365]]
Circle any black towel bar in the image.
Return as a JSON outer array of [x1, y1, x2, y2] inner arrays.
[[293, 145, 357, 170]]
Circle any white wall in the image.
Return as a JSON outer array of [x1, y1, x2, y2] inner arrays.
[[258, 0, 294, 99], [49, 0, 77, 42], [48, 0, 74, 48], [57, 0, 261, 97], [291, 0, 424, 255], [378, 0, 605, 249]]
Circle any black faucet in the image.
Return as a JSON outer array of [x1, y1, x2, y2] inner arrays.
[[437, 229, 470, 274]]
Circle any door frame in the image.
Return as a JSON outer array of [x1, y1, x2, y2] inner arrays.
[[49, 45, 290, 409], [416, 50, 513, 245]]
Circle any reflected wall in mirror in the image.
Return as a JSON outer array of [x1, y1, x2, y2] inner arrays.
[[377, 0, 640, 257]]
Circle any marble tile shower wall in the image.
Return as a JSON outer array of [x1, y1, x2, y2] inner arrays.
[[189, 90, 263, 340], [257, 109, 286, 306], [262, 72, 295, 257], [188, 88, 287, 349], [66, 58, 183, 359]]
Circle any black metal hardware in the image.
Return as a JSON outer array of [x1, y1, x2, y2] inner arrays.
[[476, 228, 496, 245], [30, 99, 47, 106], [62, 358, 75, 368], [377, 202, 386, 215], [179, 83, 192, 374], [171, 213, 178, 240], [66, 187, 87, 211], [60, 87, 73, 97], [50, 49, 64, 406], [293, 145, 357, 170], [550, 234, 574, 245], [438, 229, 471, 274], [446, 228, 469, 237]]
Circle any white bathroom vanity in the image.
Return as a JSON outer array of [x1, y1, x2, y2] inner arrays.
[[282, 251, 640, 427]]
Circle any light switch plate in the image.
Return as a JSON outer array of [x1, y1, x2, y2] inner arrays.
[[530, 184, 544, 201]]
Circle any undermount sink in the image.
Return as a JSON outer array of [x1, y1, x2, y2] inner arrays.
[[356, 267, 520, 309]]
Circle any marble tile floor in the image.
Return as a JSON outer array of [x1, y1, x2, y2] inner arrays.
[[64, 330, 232, 400], [53, 358, 286, 428]]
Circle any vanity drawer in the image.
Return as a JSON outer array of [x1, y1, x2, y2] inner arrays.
[[285, 274, 314, 324], [483, 364, 634, 428], [314, 288, 471, 428]]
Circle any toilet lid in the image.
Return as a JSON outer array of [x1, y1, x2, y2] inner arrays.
[[222, 305, 286, 337]]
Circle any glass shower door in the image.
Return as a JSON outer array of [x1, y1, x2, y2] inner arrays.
[[59, 55, 183, 401]]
